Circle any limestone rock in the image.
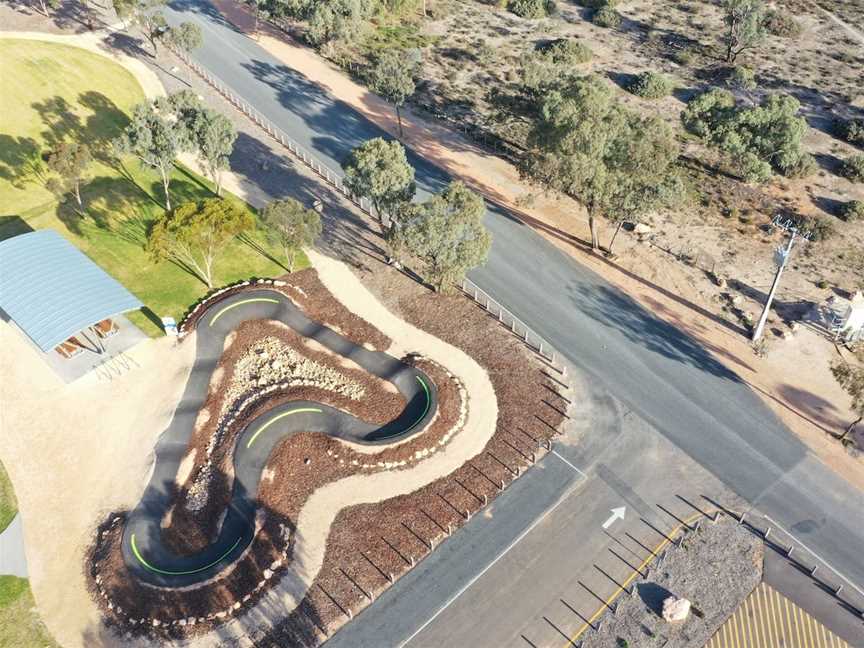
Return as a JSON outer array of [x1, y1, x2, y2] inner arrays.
[[662, 596, 691, 623]]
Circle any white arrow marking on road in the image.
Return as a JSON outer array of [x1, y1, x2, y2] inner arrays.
[[602, 506, 626, 530]]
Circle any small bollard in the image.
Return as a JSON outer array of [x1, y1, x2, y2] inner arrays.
[[811, 565, 818, 577], [787, 545, 794, 558], [764, 527, 771, 539], [835, 585, 843, 596], [738, 512, 746, 525]]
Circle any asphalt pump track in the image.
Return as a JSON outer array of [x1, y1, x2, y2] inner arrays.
[[121, 289, 438, 587]]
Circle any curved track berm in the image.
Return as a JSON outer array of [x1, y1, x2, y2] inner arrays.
[[121, 289, 437, 587]]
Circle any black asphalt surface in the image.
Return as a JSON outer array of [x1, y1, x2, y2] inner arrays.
[[121, 289, 437, 587], [160, 0, 864, 597]]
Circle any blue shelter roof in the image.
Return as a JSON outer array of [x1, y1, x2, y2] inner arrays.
[[0, 230, 143, 352]]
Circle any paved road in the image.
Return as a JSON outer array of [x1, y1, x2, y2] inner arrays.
[[325, 380, 740, 647], [122, 289, 436, 587], [164, 0, 864, 616]]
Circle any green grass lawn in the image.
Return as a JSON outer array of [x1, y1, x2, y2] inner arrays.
[[0, 462, 15, 535], [0, 39, 303, 337], [0, 576, 59, 648]]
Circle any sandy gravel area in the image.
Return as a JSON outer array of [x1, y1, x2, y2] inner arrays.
[[0, 322, 196, 648]]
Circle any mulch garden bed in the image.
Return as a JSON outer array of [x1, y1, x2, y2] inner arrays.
[[85, 271, 476, 641], [255, 262, 573, 646], [162, 316, 408, 556]]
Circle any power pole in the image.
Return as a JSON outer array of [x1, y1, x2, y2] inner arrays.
[[752, 215, 811, 343]]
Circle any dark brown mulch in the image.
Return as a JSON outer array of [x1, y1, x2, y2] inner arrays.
[[162, 317, 407, 556], [86, 252, 570, 643], [259, 262, 571, 645], [86, 278, 466, 638], [180, 271, 391, 352]]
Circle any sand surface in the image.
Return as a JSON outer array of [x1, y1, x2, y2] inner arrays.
[[0, 322, 196, 648]]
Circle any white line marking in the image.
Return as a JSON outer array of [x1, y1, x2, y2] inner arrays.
[[762, 514, 864, 599], [398, 473, 586, 647], [550, 449, 588, 478]]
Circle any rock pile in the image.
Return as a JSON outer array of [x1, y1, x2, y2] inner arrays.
[[184, 336, 364, 513]]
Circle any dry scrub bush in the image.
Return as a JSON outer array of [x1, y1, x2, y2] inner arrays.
[[628, 71, 674, 99]]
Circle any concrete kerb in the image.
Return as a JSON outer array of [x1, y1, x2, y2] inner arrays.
[[708, 502, 864, 620]]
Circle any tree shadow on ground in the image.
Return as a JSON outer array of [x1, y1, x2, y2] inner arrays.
[[567, 281, 742, 381], [227, 131, 387, 272], [168, 0, 243, 35], [774, 384, 849, 436], [0, 134, 44, 189], [30, 92, 129, 154], [0, 215, 35, 241]]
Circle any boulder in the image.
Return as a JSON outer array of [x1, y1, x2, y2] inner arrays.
[[634, 222, 653, 235], [662, 596, 691, 623]]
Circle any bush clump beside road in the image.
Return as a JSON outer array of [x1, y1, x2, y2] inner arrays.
[[840, 200, 864, 223], [508, 0, 556, 19]]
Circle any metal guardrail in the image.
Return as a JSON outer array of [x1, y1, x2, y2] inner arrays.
[[461, 276, 557, 365], [171, 47, 561, 370], [172, 48, 373, 215]]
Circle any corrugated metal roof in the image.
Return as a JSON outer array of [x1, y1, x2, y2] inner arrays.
[[0, 230, 143, 352]]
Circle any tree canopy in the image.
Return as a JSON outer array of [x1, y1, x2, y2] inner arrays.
[[133, 0, 169, 55], [341, 137, 416, 231], [167, 21, 203, 54], [368, 49, 419, 136], [831, 348, 864, 440], [45, 142, 93, 214], [147, 198, 254, 287], [260, 198, 322, 271], [115, 99, 182, 210], [721, 0, 766, 63], [682, 89, 812, 182], [524, 74, 681, 250], [393, 181, 491, 291]]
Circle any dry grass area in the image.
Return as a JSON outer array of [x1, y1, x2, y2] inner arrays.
[[581, 516, 763, 648], [315, 0, 864, 334]]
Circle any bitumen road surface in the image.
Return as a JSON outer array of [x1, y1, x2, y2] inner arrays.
[[122, 289, 436, 587], [161, 0, 864, 633]]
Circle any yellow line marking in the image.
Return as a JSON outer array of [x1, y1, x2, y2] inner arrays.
[[208, 298, 280, 326], [806, 603, 818, 648], [756, 587, 771, 648], [245, 407, 323, 448], [730, 607, 741, 648], [744, 595, 756, 648], [783, 596, 801, 648], [753, 588, 770, 648], [562, 510, 709, 646], [769, 586, 782, 647]]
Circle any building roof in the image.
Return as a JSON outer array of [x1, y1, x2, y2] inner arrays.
[[0, 230, 143, 352]]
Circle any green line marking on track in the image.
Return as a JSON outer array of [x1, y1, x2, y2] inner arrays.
[[130, 533, 243, 576], [209, 298, 281, 327], [405, 375, 431, 432], [246, 408, 323, 448]]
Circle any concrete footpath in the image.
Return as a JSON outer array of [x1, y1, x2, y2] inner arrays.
[[0, 513, 28, 578]]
